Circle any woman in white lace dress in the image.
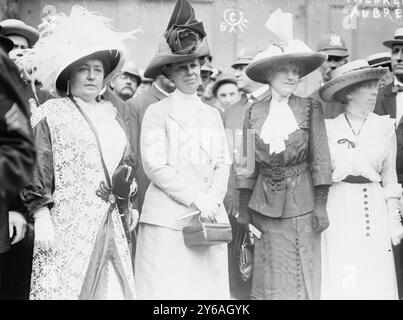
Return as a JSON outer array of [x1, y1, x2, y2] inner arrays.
[[20, 6, 138, 300], [319, 59, 403, 299]]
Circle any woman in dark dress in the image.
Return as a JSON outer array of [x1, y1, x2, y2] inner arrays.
[[236, 39, 332, 300]]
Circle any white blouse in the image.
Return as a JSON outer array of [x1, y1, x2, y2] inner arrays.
[[75, 97, 127, 176], [325, 112, 400, 197]]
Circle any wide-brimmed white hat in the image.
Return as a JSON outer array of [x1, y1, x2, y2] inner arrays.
[[24, 6, 139, 97], [245, 41, 327, 84], [319, 59, 387, 103]]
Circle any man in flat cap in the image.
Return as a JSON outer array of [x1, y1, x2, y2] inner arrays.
[[375, 28, 403, 299], [212, 73, 241, 115], [309, 31, 349, 119]]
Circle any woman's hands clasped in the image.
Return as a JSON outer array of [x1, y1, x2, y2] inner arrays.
[[192, 194, 220, 221]]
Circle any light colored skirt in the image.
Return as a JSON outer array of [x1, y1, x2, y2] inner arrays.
[[134, 223, 230, 300], [321, 182, 398, 300]]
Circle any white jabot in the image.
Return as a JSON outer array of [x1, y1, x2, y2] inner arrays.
[[395, 77, 403, 128], [259, 89, 299, 154]]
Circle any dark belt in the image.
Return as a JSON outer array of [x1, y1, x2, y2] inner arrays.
[[342, 175, 372, 184], [260, 162, 309, 181]]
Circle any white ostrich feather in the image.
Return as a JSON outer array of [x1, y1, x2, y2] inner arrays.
[[20, 5, 142, 97]]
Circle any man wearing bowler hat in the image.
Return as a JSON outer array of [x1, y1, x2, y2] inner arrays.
[[309, 31, 349, 119], [375, 28, 403, 299]]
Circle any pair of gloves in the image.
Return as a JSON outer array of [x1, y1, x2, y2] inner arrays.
[[238, 185, 330, 234]]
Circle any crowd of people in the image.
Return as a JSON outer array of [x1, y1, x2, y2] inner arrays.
[[1, 0, 403, 300]]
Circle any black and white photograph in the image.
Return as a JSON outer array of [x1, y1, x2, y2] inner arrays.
[[1, 0, 403, 306]]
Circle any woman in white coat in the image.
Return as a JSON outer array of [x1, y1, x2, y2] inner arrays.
[[134, 0, 231, 299]]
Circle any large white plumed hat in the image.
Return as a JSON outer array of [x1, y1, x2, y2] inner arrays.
[[246, 9, 326, 84], [25, 5, 140, 97]]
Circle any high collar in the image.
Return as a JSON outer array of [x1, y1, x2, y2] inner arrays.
[[172, 88, 199, 101]]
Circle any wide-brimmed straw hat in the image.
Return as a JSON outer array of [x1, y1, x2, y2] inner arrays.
[[144, 0, 210, 79], [319, 59, 387, 103], [24, 6, 138, 97], [0, 19, 39, 47], [383, 28, 403, 48], [367, 51, 391, 70], [245, 41, 327, 84]]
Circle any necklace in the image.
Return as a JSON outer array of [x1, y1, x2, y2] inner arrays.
[[344, 113, 366, 136]]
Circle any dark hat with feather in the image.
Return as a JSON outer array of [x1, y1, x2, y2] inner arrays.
[[144, 0, 210, 79]]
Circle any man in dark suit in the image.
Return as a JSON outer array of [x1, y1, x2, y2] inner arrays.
[[127, 74, 175, 214], [375, 28, 403, 299], [0, 45, 36, 297]]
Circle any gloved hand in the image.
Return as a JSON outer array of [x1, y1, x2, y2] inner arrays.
[[387, 197, 403, 246], [112, 164, 135, 199], [312, 186, 329, 233], [8, 211, 27, 245], [192, 193, 220, 221], [237, 188, 252, 228], [33, 206, 55, 252]]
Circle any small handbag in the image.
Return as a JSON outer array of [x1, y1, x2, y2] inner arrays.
[[183, 214, 232, 247], [239, 232, 253, 282]]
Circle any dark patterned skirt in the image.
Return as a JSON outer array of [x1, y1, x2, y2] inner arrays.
[[250, 211, 320, 300]]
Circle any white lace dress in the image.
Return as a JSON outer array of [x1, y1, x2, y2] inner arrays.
[[25, 97, 135, 300], [321, 112, 399, 300]]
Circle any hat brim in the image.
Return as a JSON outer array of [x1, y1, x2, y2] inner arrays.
[[144, 38, 210, 79], [212, 77, 237, 97], [122, 71, 142, 86], [319, 48, 349, 57], [319, 68, 387, 103], [2, 26, 39, 47], [55, 47, 125, 96], [383, 39, 403, 48], [0, 36, 13, 53], [245, 52, 327, 84]]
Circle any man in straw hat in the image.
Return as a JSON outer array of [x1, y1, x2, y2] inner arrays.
[[319, 59, 402, 299], [367, 51, 393, 88], [309, 31, 349, 119], [0, 43, 35, 299], [375, 27, 403, 299], [235, 8, 331, 300]]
